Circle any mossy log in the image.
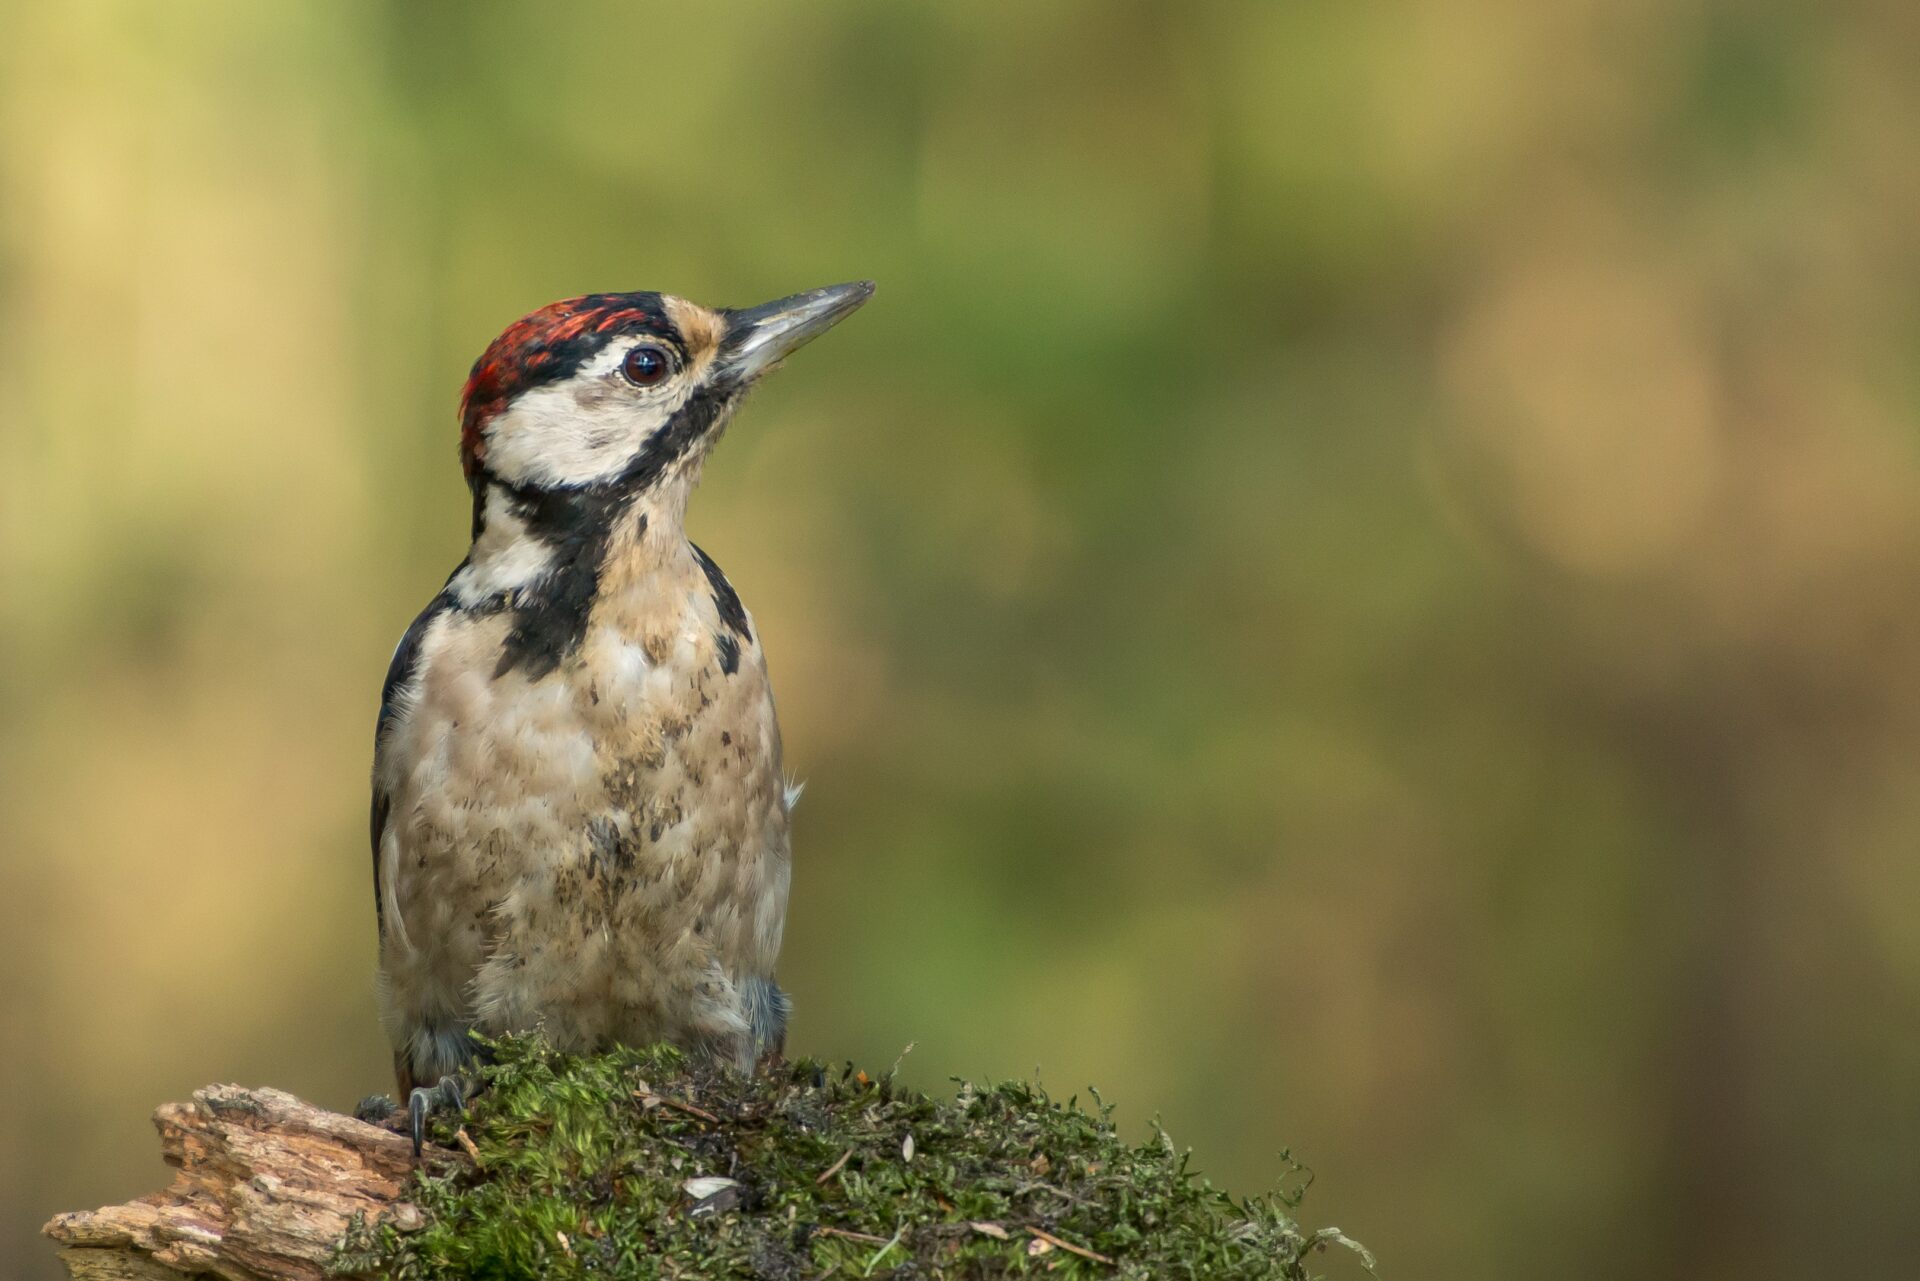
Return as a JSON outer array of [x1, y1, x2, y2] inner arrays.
[[46, 1038, 1371, 1280]]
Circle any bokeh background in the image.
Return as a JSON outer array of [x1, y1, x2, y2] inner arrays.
[[4, 2, 1918, 1278]]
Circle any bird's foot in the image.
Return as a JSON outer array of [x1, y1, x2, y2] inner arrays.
[[353, 1094, 398, 1124], [406, 1074, 470, 1159]]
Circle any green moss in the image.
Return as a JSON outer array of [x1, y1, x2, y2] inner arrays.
[[336, 1035, 1372, 1280]]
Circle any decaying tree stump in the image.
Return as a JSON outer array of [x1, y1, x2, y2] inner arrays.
[[43, 1084, 453, 1281]]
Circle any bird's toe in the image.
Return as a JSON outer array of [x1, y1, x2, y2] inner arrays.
[[405, 1074, 470, 1159], [353, 1094, 397, 1124]]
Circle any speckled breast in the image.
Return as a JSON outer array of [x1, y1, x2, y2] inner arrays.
[[376, 539, 792, 1071]]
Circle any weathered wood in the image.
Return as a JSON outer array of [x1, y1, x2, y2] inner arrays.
[[44, 1085, 455, 1281]]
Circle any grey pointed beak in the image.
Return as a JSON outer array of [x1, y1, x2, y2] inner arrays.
[[722, 281, 875, 382]]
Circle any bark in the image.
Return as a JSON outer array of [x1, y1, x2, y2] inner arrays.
[[42, 1085, 456, 1281]]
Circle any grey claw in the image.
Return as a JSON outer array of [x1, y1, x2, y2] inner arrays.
[[407, 1087, 428, 1157], [406, 1075, 467, 1158]]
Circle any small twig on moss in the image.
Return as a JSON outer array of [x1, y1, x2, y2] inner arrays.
[[660, 1096, 720, 1123], [1027, 1226, 1116, 1266], [815, 1146, 855, 1184], [858, 1224, 906, 1276], [1016, 1178, 1096, 1209], [811, 1224, 894, 1246], [632, 1086, 720, 1123]]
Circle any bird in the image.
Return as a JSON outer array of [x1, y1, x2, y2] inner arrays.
[[369, 281, 874, 1149]]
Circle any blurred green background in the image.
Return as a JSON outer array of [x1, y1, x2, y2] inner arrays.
[[4, 2, 1918, 1278]]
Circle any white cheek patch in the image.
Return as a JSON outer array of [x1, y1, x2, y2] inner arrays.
[[450, 491, 555, 605], [483, 344, 694, 488]]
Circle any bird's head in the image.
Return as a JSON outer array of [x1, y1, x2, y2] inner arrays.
[[457, 282, 874, 504]]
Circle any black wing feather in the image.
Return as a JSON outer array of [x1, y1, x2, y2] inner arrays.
[[370, 587, 455, 930]]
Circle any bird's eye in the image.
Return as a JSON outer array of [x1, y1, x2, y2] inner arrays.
[[621, 344, 672, 387]]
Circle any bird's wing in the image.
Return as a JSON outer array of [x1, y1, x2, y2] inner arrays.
[[370, 586, 456, 931]]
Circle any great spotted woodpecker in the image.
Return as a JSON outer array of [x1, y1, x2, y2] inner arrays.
[[369, 282, 873, 1149]]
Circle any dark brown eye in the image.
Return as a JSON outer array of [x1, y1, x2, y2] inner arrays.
[[621, 344, 672, 386]]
